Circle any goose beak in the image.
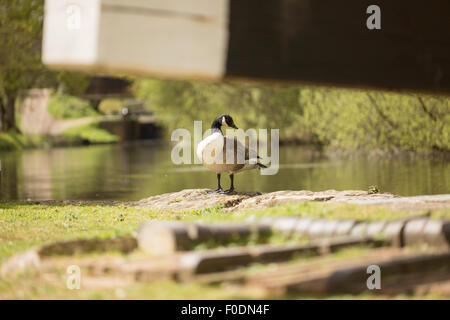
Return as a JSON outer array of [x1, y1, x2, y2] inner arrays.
[[231, 124, 238, 129]]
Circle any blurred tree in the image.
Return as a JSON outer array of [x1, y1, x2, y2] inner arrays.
[[0, 0, 46, 131], [0, 0, 90, 132]]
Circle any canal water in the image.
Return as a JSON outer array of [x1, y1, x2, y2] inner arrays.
[[0, 141, 448, 201]]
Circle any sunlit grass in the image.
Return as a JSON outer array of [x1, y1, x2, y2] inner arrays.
[[0, 132, 44, 151], [60, 122, 119, 144], [0, 201, 449, 299], [1, 201, 449, 263]]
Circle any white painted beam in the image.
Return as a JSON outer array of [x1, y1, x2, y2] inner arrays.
[[42, 0, 229, 79]]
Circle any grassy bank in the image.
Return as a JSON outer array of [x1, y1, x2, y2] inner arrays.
[[0, 124, 118, 152], [1, 201, 449, 299], [0, 132, 45, 151], [59, 122, 119, 145]]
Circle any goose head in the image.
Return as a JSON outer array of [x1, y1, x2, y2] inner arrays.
[[211, 114, 238, 130]]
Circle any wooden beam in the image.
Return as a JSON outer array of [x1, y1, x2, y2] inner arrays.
[[137, 221, 271, 254], [42, 0, 450, 93], [225, 0, 450, 94], [42, 0, 229, 79], [247, 251, 450, 296], [178, 237, 385, 276]]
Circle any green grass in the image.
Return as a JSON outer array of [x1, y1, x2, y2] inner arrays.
[[182, 201, 450, 223], [0, 203, 150, 264], [59, 122, 119, 144], [1, 201, 449, 264], [0, 201, 449, 299]]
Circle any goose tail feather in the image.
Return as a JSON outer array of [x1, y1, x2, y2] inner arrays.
[[256, 162, 267, 169]]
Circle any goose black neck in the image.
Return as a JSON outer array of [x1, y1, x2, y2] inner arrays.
[[211, 120, 223, 134]]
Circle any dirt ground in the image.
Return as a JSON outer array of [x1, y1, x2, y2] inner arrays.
[[28, 189, 450, 212]]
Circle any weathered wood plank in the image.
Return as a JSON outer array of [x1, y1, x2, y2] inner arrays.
[[0, 237, 137, 277], [137, 221, 271, 254], [178, 237, 386, 277], [137, 215, 447, 256], [421, 220, 450, 248], [189, 247, 405, 285], [38, 237, 137, 256], [43, 0, 450, 93], [263, 214, 439, 247], [42, 0, 229, 79], [246, 251, 450, 296]]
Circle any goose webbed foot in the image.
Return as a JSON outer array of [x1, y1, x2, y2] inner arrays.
[[219, 188, 235, 194]]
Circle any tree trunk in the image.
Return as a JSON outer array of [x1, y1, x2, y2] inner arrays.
[[0, 100, 5, 132], [0, 93, 17, 132]]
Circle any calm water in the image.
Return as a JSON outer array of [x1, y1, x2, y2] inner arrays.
[[0, 141, 448, 201]]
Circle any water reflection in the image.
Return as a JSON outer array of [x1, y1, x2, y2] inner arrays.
[[0, 142, 448, 201]]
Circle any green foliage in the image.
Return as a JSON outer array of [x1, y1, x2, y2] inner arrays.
[[0, 0, 47, 130], [60, 122, 119, 144], [301, 88, 450, 152], [0, 132, 26, 151], [47, 92, 99, 120], [56, 72, 91, 96], [133, 79, 450, 152], [0, 0, 47, 93]]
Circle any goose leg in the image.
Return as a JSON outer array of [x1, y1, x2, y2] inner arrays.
[[220, 174, 235, 194], [207, 173, 222, 193]]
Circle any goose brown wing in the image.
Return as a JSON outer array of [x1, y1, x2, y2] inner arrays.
[[223, 136, 260, 162], [222, 136, 248, 162]]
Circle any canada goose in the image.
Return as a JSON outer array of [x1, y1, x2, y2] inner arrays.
[[197, 114, 267, 194]]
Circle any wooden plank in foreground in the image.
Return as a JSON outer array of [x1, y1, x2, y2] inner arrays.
[[177, 237, 385, 277], [246, 251, 450, 296], [42, 237, 383, 283], [43, 0, 450, 94], [138, 220, 271, 254], [257, 214, 447, 248], [0, 237, 137, 277]]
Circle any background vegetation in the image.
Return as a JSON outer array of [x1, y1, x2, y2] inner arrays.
[[133, 79, 450, 153], [60, 122, 119, 144], [47, 93, 100, 120]]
